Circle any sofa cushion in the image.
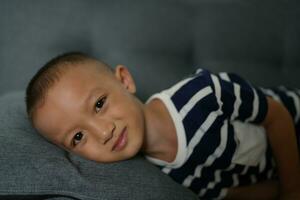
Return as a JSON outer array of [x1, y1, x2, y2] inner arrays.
[[0, 91, 198, 200]]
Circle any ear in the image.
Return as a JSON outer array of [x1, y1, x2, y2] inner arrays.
[[114, 65, 136, 94]]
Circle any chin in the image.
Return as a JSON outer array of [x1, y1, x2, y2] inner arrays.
[[123, 140, 143, 159]]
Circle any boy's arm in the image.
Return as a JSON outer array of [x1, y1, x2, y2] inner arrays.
[[262, 97, 300, 198], [225, 180, 279, 200]]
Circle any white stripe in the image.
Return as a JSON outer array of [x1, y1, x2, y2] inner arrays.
[[211, 74, 223, 110], [241, 166, 249, 175], [259, 155, 267, 173], [245, 88, 259, 122], [182, 175, 194, 187], [183, 121, 228, 187], [216, 189, 228, 200], [218, 73, 242, 121], [231, 83, 242, 121], [165, 77, 194, 97], [267, 169, 274, 179], [179, 86, 213, 118], [198, 186, 206, 196], [250, 175, 257, 183], [196, 68, 203, 74], [261, 88, 282, 103], [219, 72, 230, 81], [232, 174, 239, 187], [267, 158, 276, 179], [162, 167, 172, 174]]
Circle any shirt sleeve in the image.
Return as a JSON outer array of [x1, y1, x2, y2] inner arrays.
[[186, 69, 268, 124], [210, 71, 268, 124]]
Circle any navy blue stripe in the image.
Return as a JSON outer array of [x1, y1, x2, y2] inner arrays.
[[238, 144, 276, 186], [238, 85, 255, 121], [190, 167, 215, 196], [226, 73, 260, 122], [209, 165, 259, 199], [236, 166, 251, 186], [257, 146, 274, 182], [226, 73, 249, 86], [193, 121, 237, 198], [203, 165, 244, 199], [252, 87, 268, 123], [171, 72, 211, 112], [168, 117, 224, 184], [182, 92, 219, 143], [296, 122, 300, 152], [203, 122, 236, 170], [272, 88, 296, 120], [218, 72, 268, 124], [186, 123, 227, 194]]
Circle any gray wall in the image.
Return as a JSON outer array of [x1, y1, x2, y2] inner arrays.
[[0, 0, 299, 100]]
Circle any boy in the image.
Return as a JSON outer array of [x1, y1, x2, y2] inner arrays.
[[26, 52, 300, 199]]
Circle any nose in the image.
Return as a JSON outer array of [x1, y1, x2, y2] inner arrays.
[[88, 119, 116, 144]]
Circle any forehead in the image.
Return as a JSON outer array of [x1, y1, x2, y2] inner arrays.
[[53, 61, 116, 89], [61, 60, 112, 79]]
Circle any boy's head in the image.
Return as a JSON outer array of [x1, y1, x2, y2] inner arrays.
[[26, 52, 146, 163]]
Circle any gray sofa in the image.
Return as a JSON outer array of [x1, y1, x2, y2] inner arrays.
[[0, 0, 299, 200]]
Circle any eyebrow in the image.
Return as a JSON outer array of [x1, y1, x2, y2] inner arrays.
[[59, 87, 104, 147]]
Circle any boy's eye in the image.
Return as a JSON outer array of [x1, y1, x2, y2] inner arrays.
[[95, 96, 106, 113], [72, 132, 83, 146]]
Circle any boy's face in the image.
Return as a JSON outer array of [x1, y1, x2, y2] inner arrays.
[[33, 62, 146, 163]]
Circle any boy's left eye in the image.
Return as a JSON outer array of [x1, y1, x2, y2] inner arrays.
[[95, 96, 106, 113], [72, 131, 84, 147]]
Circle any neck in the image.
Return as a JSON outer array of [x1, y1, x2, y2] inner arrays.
[[141, 99, 177, 162]]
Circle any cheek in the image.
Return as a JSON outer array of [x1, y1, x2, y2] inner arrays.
[[110, 95, 139, 117], [109, 94, 145, 134], [79, 142, 108, 161]]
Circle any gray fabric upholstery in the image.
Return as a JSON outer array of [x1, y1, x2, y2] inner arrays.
[[0, 92, 198, 200], [0, 0, 299, 100]]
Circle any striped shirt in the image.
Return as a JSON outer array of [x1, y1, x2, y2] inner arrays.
[[146, 68, 300, 199]]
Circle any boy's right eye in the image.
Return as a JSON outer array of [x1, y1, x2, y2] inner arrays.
[[72, 132, 83, 146]]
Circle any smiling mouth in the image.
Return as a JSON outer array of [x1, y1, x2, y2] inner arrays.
[[112, 127, 127, 151]]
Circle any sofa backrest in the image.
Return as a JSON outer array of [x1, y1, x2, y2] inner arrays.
[[0, 0, 299, 100]]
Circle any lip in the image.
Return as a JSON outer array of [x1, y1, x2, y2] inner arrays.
[[112, 127, 127, 152]]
